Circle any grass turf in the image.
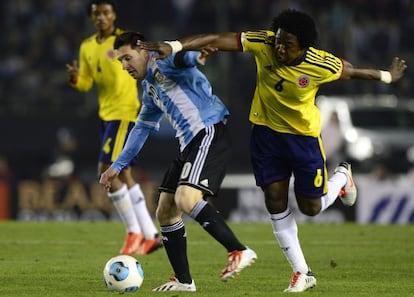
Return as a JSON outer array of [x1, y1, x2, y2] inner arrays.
[[0, 221, 413, 297]]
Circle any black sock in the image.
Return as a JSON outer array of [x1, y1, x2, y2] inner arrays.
[[160, 220, 192, 284], [191, 200, 245, 252]]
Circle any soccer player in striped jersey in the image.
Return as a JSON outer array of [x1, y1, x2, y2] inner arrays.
[[99, 31, 257, 292], [138, 9, 407, 292], [65, 0, 161, 256]]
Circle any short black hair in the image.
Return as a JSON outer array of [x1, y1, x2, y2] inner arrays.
[[271, 9, 318, 49], [87, 0, 118, 16], [114, 31, 146, 50]]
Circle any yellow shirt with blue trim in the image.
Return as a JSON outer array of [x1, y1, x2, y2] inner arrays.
[[240, 30, 343, 137], [70, 28, 139, 122]]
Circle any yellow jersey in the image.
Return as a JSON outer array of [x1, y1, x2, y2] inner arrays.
[[70, 28, 139, 122], [240, 30, 343, 137]]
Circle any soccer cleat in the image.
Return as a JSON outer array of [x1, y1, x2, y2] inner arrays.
[[220, 247, 257, 281], [120, 232, 144, 255], [136, 235, 163, 255], [334, 161, 357, 206], [284, 271, 317, 292], [152, 276, 196, 292]]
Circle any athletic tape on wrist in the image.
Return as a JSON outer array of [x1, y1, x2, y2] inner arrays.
[[379, 70, 392, 84], [164, 40, 183, 54]]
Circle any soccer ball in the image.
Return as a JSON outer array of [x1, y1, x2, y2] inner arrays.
[[103, 255, 144, 293]]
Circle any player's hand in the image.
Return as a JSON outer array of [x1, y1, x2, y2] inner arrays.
[[198, 45, 218, 65], [99, 167, 119, 192], [389, 57, 407, 82], [137, 40, 172, 60], [66, 60, 79, 82]]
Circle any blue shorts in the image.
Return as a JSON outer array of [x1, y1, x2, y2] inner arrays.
[[250, 125, 327, 198], [99, 120, 138, 166]]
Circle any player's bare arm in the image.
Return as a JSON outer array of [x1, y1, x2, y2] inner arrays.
[[179, 32, 240, 51], [138, 32, 240, 59], [341, 57, 407, 82]]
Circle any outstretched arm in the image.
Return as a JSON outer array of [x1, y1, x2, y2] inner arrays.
[[341, 57, 407, 83], [179, 32, 241, 51], [99, 126, 151, 191], [138, 32, 241, 59]]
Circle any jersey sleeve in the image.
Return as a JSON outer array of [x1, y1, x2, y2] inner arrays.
[[110, 125, 151, 173], [305, 48, 343, 84], [240, 30, 275, 54], [134, 94, 163, 131], [111, 95, 163, 172], [172, 51, 201, 68]]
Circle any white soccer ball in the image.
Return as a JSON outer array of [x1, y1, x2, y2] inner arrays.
[[103, 255, 144, 293]]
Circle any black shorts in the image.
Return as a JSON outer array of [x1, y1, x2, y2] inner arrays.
[[159, 121, 230, 197]]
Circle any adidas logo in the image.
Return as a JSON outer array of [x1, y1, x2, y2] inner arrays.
[[200, 179, 209, 187], [202, 222, 210, 228]]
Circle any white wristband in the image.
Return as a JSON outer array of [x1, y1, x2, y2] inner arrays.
[[379, 70, 392, 84], [164, 40, 183, 54]]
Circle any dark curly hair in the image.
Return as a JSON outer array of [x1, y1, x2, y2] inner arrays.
[[87, 0, 118, 16], [114, 31, 146, 50], [270, 9, 318, 49]]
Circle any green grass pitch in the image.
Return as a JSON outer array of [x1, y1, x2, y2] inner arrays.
[[0, 221, 413, 297]]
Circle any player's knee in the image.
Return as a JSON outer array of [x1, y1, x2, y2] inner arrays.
[[264, 194, 288, 213], [156, 192, 180, 224], [155, 204, 166, 222], [156, 202, 180, 224], [175, 186, 203, 214], [298, 203, 321, 216], [155, 208, 170, 224], [174, 195, 196, 214]]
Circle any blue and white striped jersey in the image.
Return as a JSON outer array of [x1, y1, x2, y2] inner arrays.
[[111, 51, 229, 173]]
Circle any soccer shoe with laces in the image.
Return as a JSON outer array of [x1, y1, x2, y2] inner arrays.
[[136, 235, 163, 255], [334, 161, 357, 206], [119, 232, 144, 255], [220, 247, 257, 281], [284, 271, 317, 292], [152, 276, 196, 292]]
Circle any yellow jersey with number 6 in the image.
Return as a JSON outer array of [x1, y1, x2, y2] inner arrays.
[[240, 30, 343, 137]]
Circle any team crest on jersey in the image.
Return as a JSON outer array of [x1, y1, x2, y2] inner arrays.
[[297, 75, 310, 88], [154, 69, 164, 83], [106, 49, 116, 60]]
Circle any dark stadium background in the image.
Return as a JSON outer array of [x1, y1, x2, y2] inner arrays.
[[0, 0, 412, 220]]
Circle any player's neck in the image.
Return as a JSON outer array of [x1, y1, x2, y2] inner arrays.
[[96, 26, 115, 44]]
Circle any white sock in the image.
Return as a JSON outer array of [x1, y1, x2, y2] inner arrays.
[[271, 208, 309, 274], [108, 184, 141, 234], [320, 171, 347, 212], [129, 184, 158, 239]]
